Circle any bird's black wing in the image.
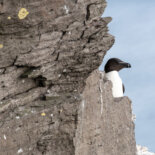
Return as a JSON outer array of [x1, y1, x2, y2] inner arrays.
[[122, 84, 125, 93]]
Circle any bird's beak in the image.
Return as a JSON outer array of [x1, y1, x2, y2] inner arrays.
[[119, 62, 131, 68]]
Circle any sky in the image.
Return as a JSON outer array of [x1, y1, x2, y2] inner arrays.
[[99, 0, 155, 152]]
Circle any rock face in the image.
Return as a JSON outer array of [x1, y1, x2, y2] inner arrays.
[[0, 0, 136, 154], [75, 70, 136, 155]]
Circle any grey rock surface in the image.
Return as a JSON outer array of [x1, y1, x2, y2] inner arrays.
[[75, 70, 136, 155], [0, 0, 136, 154]]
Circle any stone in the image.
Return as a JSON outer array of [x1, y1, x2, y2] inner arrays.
[[0, 0, 136, 154]]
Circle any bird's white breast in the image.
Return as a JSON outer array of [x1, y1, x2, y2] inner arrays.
[[105, 71, 123, 97]]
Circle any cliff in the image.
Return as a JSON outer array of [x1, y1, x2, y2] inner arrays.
[[0, 0, 136, 154], [75, 70, 136, 155]]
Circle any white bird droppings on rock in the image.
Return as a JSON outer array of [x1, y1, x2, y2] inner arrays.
[[16, 116, 20, 119], [63, 69, 67, 72], [82, 100, 85, 110], [51, 114, 53, 117], [47, 89, 51, 94], [64, 5, 69, 14], [4, 134, 6, 140], [17, 148, 23, 154], [31, 110, 36, 114], [99, 72, 104, 115]]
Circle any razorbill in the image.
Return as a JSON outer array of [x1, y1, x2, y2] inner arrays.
[[104, 58, 131, 98]]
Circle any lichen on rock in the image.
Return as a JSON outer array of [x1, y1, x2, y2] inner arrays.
[[18, 8, 29, 19]]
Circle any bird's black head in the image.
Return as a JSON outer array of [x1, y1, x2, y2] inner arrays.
[[104, 58, 131, 73]]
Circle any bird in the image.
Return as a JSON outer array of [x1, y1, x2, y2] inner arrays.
[[104, 58, 131, 98]]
